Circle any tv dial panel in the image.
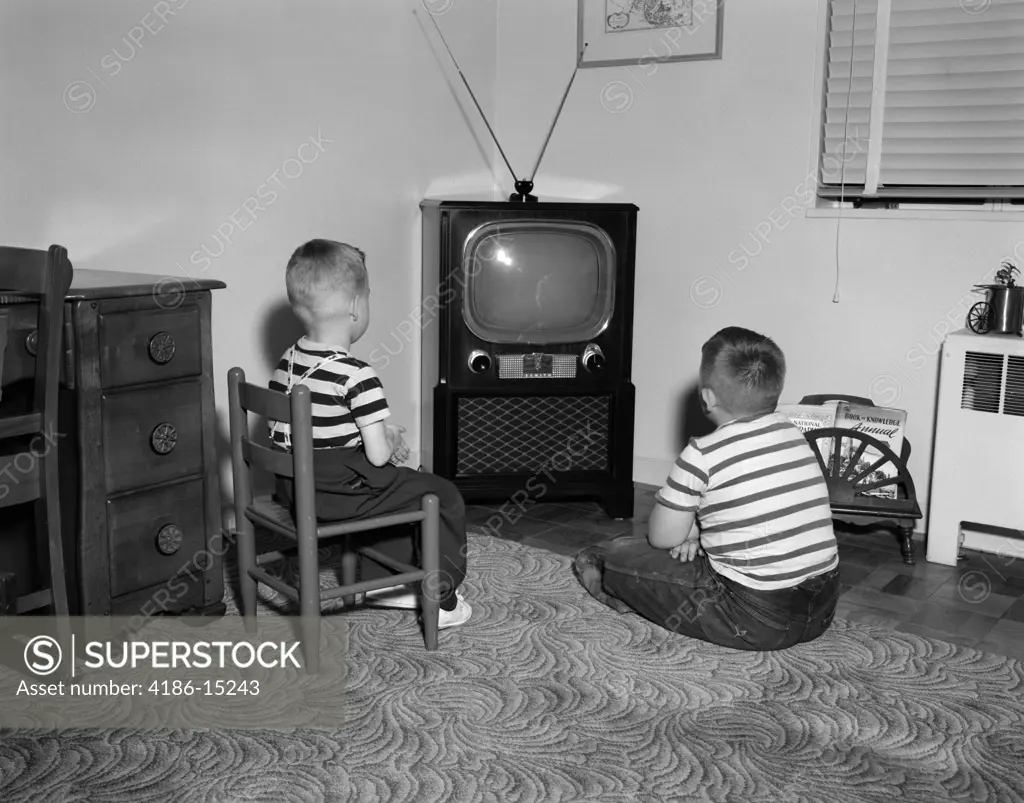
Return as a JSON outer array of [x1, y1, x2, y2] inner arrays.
[[468, 345, 605, 379]]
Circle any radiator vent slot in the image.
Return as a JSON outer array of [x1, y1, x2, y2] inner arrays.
[[961, 351, 1002, 414], [1005, 355, 1024, 417]]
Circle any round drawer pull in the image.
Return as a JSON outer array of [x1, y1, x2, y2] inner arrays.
[[151, 423, 178, 454], [148, 332, 176, 364], [25, 330, 38, 356], [156, 524, 184, 556]]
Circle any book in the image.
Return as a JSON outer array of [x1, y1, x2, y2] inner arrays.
[[775, 401, 839, 466], [832, 402, 907, 500]]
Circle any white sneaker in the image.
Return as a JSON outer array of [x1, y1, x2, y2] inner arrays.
[[361, 584, 470, 627], [436, 595, 472, 630]]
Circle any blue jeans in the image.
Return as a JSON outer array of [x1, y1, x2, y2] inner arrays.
[[580, 535, 840, 651]]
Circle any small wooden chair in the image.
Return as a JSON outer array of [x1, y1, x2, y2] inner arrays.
[[228, 367, 441, 672], [0, 245, 72, 627], [799, 394, 922, 565]]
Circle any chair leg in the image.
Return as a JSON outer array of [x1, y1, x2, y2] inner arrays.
[[296, 527, 321, 674], [898, 523, 916, 566], [420, 494, 440, 652], [37, 456, 69, 618], [37, 455, 72, 679], [236, 517, 259, 633], [341, 537, 358, 608]]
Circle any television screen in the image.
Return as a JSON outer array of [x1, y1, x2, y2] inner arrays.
[[461, 221, 616, 344]]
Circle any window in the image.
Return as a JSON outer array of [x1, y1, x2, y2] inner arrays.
[[818, 0, 1024, 208]]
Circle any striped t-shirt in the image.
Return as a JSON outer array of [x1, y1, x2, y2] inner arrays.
[[655, 412, 838, 591], [268, 337, 390, 450]]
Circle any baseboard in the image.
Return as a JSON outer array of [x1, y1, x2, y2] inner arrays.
[[633, 455, 672, 488]]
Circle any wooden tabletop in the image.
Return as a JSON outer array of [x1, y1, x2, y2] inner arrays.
[[1, 270, 225, 303], [66, 269, 226, 301]]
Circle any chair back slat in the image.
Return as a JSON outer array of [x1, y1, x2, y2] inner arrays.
[[229, 369, 314, 480], [242, 438, 295, 478], [0, 247, 51, 294], [238, 381, 294, 422]]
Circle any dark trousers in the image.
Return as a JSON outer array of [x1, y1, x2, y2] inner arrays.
[[275, 447, 467, 610], [582, 535, 840, 651]]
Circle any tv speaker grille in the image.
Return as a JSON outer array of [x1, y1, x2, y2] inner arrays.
[[456, 395, 609, 475]]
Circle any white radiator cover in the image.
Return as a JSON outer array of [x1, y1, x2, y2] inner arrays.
[[926, 329, 1024, 566]]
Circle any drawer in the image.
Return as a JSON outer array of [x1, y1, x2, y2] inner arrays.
[[99, 307, 202, 389], [110, 575, 205, 616], [107, 478, 208, 599], [103, 380, 204, 494]]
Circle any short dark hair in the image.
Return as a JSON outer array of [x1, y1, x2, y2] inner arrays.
[[700, 327, 786, 416], [285, 239, 367, 316]]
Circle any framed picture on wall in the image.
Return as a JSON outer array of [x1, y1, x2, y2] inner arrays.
[[578, 0, 725, 68]]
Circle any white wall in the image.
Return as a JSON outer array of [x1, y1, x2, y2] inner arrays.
[[1, 0, 500, 506], [5, 0, 1023, 535], [493, 0, 1024, 532]]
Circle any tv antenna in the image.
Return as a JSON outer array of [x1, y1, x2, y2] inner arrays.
[[419, 0, 587, 203]]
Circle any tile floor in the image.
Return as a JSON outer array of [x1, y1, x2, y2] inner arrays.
[[466, 483, 1024, 662]]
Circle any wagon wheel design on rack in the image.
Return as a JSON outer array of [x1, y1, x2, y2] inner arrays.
[[802, 427, 921, 564], [804, 429, 911, 500], [967, 301, 992, 334]]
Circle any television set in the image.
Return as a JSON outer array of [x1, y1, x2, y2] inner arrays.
[[420, 199, 638, 519]]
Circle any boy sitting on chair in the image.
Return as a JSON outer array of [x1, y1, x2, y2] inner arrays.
[[574, 327, 839, 650], [268, 239, 471, 628]]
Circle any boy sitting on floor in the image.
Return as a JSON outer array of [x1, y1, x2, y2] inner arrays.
[[268, 239, 472, 628], [574, 326, 839, 650]]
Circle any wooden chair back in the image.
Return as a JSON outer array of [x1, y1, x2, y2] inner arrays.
[[0, 245, 73, 429], [228, 367, 319, 535], [0, 244, 73, 622]]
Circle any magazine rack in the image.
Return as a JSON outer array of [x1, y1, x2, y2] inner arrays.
[[802, 427, 922, 565]]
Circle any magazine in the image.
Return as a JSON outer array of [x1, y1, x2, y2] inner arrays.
[[775, 401, 839, 466], [832, 402, 907, 500]]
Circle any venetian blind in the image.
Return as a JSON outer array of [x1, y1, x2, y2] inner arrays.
[[820, 0, 1024, 200]]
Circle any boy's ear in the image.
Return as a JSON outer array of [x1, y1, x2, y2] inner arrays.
[[700, 386, 716, 414], [349, 294, 359, 320]]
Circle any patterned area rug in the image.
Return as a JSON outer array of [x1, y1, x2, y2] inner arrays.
[[2, 532, 1024, 803]]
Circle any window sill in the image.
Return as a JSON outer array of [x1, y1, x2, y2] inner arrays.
[[805, 207, 1024, 223]]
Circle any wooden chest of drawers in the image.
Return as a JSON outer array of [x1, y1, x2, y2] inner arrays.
[[1, 270, 226, 617]]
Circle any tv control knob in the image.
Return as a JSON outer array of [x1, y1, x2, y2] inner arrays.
[[468, 350, 491, 374], [582, 344, 606, 372]]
